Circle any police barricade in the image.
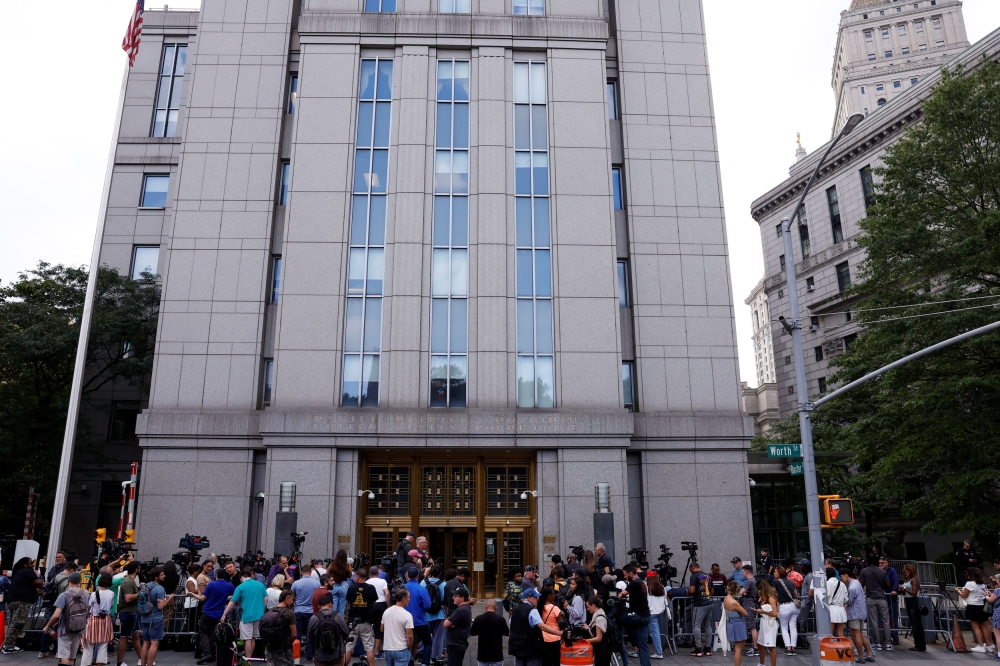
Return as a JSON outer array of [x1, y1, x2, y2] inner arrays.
[[889, 593, 959, 651], [667, 596, 721, 655], [163, 583, 200, 649]]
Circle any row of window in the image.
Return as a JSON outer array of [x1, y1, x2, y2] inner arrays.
[[363, 0, 543, 14], [861, 0, 937, 20]]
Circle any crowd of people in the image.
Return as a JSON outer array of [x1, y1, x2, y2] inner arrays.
[[4, 537, 1000, 666]]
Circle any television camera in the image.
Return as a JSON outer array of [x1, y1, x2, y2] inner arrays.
[[353, 552, 370, 572], [172, 533, 211, 566], [568, 545, 585, 560], [626, 547, 649, 569], [654, 544, 678, 584]]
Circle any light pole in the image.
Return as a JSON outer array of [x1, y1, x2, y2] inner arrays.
[[778, 112, 864, 663]]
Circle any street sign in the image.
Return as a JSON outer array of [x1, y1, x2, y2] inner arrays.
[[789, 462, 804, 476], [767, 444, 802, 458]]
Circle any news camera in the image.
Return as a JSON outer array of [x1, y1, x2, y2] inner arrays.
[[568, 545, 585, 560], [354, 552, 370, 571], [179, 534, 211, 552], [558, 619, 591, 647], [627, 547, 649, 569], [654, 544, 678, 583]]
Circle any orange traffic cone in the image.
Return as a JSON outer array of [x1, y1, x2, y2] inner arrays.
[[0, 609, 5, 647], [951, 613, 968, 652], [292, 638, 301, 664]]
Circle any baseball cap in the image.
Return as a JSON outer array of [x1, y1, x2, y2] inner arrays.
[[646, 570, 658, 578], [731, 557, 742, 564], [522, 587, 540, 598], [68, 572, 83, 585], [408, 549, 421, 557], [406, 531, 416, 537], [525, 565, 536, 573], [800, 559, 811, 567], [542, 577, 556, 588]]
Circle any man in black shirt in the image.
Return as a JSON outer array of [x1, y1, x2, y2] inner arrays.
[[957, 540, 981, 584], [471, 599, 509, 666], [686, 563, 714, 657], [619, 564, 651, 666], [443, 568, 472, 613], [757, 548, 774, 577], [344, 569, 379, 666], [594, 544, 613, 576], [858, 555, 891, 651], [443, 590, 474, 666]]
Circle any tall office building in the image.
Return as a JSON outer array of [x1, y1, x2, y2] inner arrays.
[[83, 0, 753, 588]]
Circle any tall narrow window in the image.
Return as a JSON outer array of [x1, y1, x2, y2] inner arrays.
[[612, 167, 624, 210], [607, 81, 619, 120], [343, 59, 393, 407], [775, 224, 783, 238], [261, 359, 274, 407], [513, 0, 544, 16], [287, 75, 299, 114], [364, 0, 396, 11], [860, 165, 875, 212], [431, 60, 470, 408], [270, 257, 282, 304], [152, 45, 187, 138], [617, 261, 629, 307], [439, 0, 471, 11], [779, 255, 786, 273], [279, 161, 291, 206], [836, 261, 851, 293], [622, 362, 636, 412], [814, 346, 824, 362], [514, 61, 553, 408], [141, 175, 170, 208], [799, 224, 810, 258], [827, 186, 843, 243], [131, 246, 160, 280]]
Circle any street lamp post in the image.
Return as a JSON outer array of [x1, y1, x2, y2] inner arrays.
[[779, 113, 865, 665]]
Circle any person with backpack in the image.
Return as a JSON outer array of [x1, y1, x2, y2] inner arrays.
[[38, 551, 70, 658], [421, 565, 446, 664], [260, 589, 298, 666], [137, 566, 174, 666], [81, 573, 116, 666], [116, 562, 143, 666], [42, 571, 90, 666], [198, 565, 236, 666], [221, 567, 269, 660], [308, 592, 349, 666], [404, 567, 432, 666], [343, 567, 379, 666], [585, 596, 611, 666]]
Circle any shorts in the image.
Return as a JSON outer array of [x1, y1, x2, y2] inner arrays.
[[57, 632, 84, 659], [848, 619, 866, 631], [967, 605, 990, 623], [348, 622, 375, 653], [119, 611, 140, 637], [240, 620, 261, 640], [143, 618, 165, 642]]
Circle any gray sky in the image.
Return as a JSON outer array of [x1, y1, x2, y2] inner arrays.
[[1, 0, 998, 385]]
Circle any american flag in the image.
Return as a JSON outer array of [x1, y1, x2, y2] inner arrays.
[[122, 0, 145, 67]]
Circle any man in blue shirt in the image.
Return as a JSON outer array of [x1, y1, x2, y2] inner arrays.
[[878, 557, 900, 646], [843, 569, 874, 663], [404, 568, 432, 666], [291, 562, 321, 660], [729, 558, 747, 586], [198, 572, 235, 665], [140, 567, 174, 666]]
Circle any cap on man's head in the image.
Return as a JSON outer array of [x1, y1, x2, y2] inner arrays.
[[522, 587, 540, 598], [68, 572, 83, 585], [406, 531, 416, 537], [408, 549, 421, 557], [731, 557, 742, 564], [524, 565, 536, 573], [407, 567, 419, 579], [800, 559, 811, 567]]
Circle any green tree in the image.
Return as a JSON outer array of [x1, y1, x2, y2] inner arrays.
[[0, 262, 160, 539]]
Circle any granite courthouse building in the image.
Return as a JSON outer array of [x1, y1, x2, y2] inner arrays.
[[70, 0, 754, 593]]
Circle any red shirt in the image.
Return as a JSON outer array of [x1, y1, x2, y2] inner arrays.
[[311, 586, 329, 615]]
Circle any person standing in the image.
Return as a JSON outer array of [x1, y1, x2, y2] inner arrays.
[[292, 562, 321, 661], [843, 568, 875, 664], [269, 574, 286, 610], [41, 571, 89, 666], [397, 532, 417, 572], [421, 565, 446, 663], [957, 540, 982, 584], [329, 551, 352, 615], [959, 567, 994, 653], [730, 558, 747, 587], [39, 551, 70, 658], [825, 568, 848, 639], [739, 565, 760, 659], [443, 590, 474, 666], [368, 567, 390, 658], [686, 562, 714, 657], [858, 555, 891, 651], [197, 567, 235, 666], [723, 581, 749, 666], [2, 557, 44, 655], [117, 561, 144, 666], [878, 557, 899, 646], [709, 564, 730, 597], [645, 573, 666, 659], [405, 567, 433, 666], [594, 544, 613, 576], [222, 567, 268, 659], [899, 564, 925, 652], [773, 567, 799, 657], [470, 598, 508, 666], [261, 590, 298, 666], [308, 593, 349, 666], [381, 590, 415, 666], [139, 566, 173, 666], [619, 564, 651, 666], [796, 560, 813, 642], [343, 568, 379, 666], [757, 550, 774, 578], [755, 580, 779, 666], [81, 574, 116, 666], [536, 589, 563, 666], [585, 596, 611, 666]]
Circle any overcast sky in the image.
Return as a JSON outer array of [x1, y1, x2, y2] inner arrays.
[[1, 0, 998, 385]]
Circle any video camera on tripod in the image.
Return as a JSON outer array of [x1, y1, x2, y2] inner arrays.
[[568, 545, 585, 560], [172, 533, 211, 566], [627, 547, 649, 569], [654, 544, 678, 583]]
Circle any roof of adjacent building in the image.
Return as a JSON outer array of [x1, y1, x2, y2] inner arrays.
[[848, 0, 893, 10]]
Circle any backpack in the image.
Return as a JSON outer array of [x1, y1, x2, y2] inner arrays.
[[137, 583, 156, 617], [313, 611, 345, 654], [425, 580, 443, 616], [259, 609, 287, 648], [64, 590, 90, 633]]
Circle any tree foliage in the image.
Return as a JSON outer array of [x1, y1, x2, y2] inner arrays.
[[0, 262, 160, 537], [757, 59, 1000, 552]]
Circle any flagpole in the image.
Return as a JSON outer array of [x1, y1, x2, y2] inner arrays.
[[46, 58, 131, 569]]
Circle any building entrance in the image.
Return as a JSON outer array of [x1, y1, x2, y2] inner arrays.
[[360, 453, 534, 597]]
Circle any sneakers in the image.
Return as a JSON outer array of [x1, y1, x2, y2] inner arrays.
[[972, 645, 988, 653], [688, 648, 705, 657], [628, 652, 639, 658], [989, 645, 998, 653], [884, 645, 894, 651], [651, 655, 664, 660], [703, 652, 713, 657], [38, 652, 50, 659], [874, 644, 882, 651], [3, 647, 25, 655], [865, 657, 875, 663]]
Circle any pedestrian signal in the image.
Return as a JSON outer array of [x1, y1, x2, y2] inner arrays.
[[821, 496, 854, 527], [94, 527, 107, 545], [125, 529, 135, 543]]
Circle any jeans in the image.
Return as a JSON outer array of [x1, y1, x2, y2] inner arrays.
[[904, 596, 926, 651], [865, 599, 890, 646], [649, 611, 666, 656], [412, 624, 432, 666], [385, 649, 412, 666], [797, 597, 812, 635], [888, 594, 900, 643], [778, 603, 800, 650], [692, 605, 713, 650], [620, 613, 651, 666], [446, 646, 467, 666], [428, 619, 445, 659], [295, 612, 314, 659], [331, 581, 349, 614], [39, 606, 56, 652]]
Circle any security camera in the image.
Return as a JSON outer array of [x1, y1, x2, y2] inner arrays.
[[520, 492, 528, 500]]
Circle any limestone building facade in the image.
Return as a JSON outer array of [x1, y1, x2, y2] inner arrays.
[[74, 0, 755, 586]]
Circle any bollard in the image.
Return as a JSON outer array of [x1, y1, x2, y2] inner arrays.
[[818, 636, 855, 665], [293, 638, 301, 664], [559, 640, 594, 666], [0, 609, 5, 647]]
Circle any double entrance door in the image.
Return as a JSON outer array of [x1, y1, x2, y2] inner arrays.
[[360, 454, 534, 597]]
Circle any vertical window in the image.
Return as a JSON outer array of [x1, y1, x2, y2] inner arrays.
[[810, 316, 820, 328], [860, 165, 875, 212], [836, 261, 851, 292], [814, 346, 824, 362], [130, 246, 160, 280], [843, 333, 858, 350], [141, 175, 170, 208], [343, 59, 393, 407], [364, 0, 396, 11], [779, 255, 786, 273], [270, 257, 282, 304], [617, 261, 629, 307], [818, 377, 827, 394], [612, 167, 624, 210], [607, 81, 619, 120], [514, 61, 553, 408], [806, 276, 815, 292], [152, 45, 187, 138], [439, 0, 471, 11], [827, 186, 843, 243], [431, 60, 470, 408], [775, 223, 783, 238], [287, 75, 298, 114], [799, 224, 810, 258], [622, 362, 636, 412], [513, 0, 544, 16], [261, 359, 274, 407], [279, 161, 291, 206]]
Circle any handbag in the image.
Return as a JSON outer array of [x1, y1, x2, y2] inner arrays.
[[781, 579, 801, 609]]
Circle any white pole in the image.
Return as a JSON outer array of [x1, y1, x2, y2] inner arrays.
[[47, 60, 131, 568]]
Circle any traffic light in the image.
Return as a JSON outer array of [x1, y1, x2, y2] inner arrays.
[[820, 496, 855, 527], [124, 529, 135, 544], [93, 527, 107, 545]]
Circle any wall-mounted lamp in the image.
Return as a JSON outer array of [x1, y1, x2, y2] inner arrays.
[[279, 482, 296, 512], [358, 489, 376, 499], [595, 483, 611, 513], [749, 478, 757, 488], [520, 490, 539, 500], [254, 491, 265, 501]]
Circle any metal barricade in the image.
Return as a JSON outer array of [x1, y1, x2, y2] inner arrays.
[[163, 583, 201, 645], [916, 561, 957, 586], [668, 597, 722, 654]]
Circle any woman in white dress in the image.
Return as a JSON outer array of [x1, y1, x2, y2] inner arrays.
[[756, 580, 779, 666], [826, 571, 849, 637]]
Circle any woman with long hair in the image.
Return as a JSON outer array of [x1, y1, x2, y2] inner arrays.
[[960, 567, 994, 653], [899, 564, 925, 652], [773, 566, 800, 656], [583, 551, 603, 592], [646, 574, 667, 659], [538, 588, 563, 666], [565, 576, 590, 627], [586, 595, 611, 666], [2, 557, 43, 655], [724, 580, 749, 666], [756, 579, 779, 666], [329, 550, 352, 614], [197, 559, 214, 593]]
